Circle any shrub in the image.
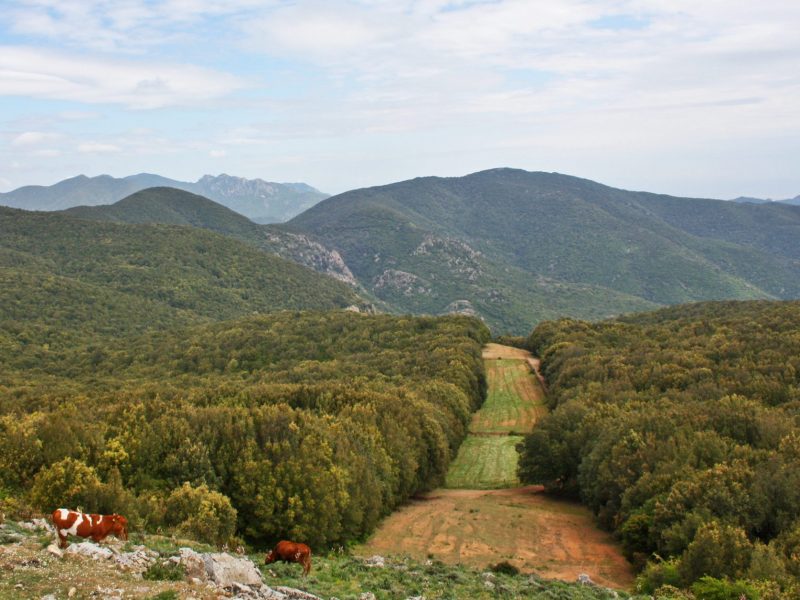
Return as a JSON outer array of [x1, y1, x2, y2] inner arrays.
[[29, 457, 102, 512], [654, 585, 694, 599], [142, 560, 185, 581], [637, 558, 683, 594], [148, 591, 179, 600], [679, 522, 753, 584], [489, 560, 519, 576], [691, 576, 760, 600], [164, 482, 237, 547]]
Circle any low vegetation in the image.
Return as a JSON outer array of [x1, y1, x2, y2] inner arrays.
[[445, 435, 523, 489], [518, 300, 800, 596]]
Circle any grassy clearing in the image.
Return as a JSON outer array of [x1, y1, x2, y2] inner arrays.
[[445, 435, 523, 489], [472, 358, 546, 434]]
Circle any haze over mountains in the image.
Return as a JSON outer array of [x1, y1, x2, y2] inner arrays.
[[733, 195, 800, 205], [30, 167, 800, 334], [0, 173, 328, 223]]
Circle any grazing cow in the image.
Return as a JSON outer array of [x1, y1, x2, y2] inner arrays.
[[51, 508, 129, 549], [264, 540, 312, 576]]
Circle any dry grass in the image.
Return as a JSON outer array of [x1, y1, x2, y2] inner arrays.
[[356, 486, 634, 590]]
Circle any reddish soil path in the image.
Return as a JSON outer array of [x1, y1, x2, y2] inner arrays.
[[358, 486, 634, 589]]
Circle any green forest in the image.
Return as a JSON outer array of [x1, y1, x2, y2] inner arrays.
[[0, 310, 489, 548], [518, 300, 800, 596]]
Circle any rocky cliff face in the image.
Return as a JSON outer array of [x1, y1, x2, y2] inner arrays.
[[261, 228, 358, 286]]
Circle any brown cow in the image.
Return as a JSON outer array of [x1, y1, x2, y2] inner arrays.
[[264, 540, 312, 576], [51, 508, 129, 549]]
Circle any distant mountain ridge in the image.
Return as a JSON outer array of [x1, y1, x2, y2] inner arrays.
[[732, 194, 800, 205], [15, 168, 800, 334], [0, 173, 328, 223], [287, 168, 800, 332]]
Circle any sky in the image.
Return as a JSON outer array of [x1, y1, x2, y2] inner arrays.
[[1, 0, 799, 199]]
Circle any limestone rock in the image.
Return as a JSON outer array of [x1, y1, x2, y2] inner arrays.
[[577, 573, 595, 585], [113, 547, 158, 572], [65, 541, 114, 560], [203, 552, 263, 588], [275, 587, 324, 600], [172, 547, 208, 581], [226, 582, 287, 599], [46, 544, 64, 558], [363, 555, 385, 568]]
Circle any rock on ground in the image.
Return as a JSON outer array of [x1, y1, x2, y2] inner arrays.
[[275, 586, 324, 600], [363, 555, 385, 568], [113, 546, 158, 572], [170, 547, 207, 581], [203, 552, 263, 588], [65, 541, 114, 560]]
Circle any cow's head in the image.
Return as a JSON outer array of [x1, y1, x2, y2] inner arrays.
[[111, 514, 129, 541], [264, 549, 277, 564]]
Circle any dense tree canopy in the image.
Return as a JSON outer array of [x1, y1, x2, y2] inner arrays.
[[518, 300, 800, 593], [0, 311, 489, 548]]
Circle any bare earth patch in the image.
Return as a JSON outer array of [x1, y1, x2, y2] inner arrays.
[[357, 486, 634, 590]]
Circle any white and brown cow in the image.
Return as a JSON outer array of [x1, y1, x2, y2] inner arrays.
[[51, 508, 129, 548]]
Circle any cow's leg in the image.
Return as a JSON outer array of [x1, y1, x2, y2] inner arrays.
[[303, 556, 311, 576], [57, 531, 68, 549]]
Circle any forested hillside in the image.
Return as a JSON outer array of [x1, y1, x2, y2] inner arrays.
[[288, 169, 800, 333], [0, 206, 364, 355], [0, 311, 489, 548], [518, 300, 800, 595], [61, 187, 361, 287]]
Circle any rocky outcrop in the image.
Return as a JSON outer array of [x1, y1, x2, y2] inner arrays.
[[203, 552, 264, 587], [261, 229, 358, 286], [114, 546, 158, 572], [412, 235, 482, 281], [373, 270, 431, 297], [363, 555, 385, 568], [65, 541, 114, 560], [443, 299, 480, 318], [170, 547, 263, 587]]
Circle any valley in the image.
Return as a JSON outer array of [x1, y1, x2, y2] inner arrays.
[[357, 343, 634, 590]]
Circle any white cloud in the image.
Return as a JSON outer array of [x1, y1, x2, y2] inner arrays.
[[0, 46, 243, 109], [209, 149, 227, 157], [11, 131, 60, 146]]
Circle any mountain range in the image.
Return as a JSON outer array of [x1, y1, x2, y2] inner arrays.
[[287, 168, 800, 331], [0, 173, 328, 223], [37, 168, 800, 333]]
